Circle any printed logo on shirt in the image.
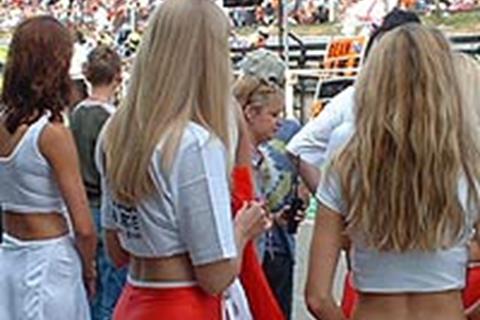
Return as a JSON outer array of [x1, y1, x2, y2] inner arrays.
[[112, 201, 141, 239]]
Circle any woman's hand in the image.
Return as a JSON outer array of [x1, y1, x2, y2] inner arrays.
[[84, 260, 97, 298], [466, 302, 480, 320], [234, 201, 272, 241], [272, 203, 307, 227], [310, 296, 347, 320]]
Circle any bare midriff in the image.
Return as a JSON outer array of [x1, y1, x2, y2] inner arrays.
[[352, 290, 466, 320], [129, 253, 196, 283], [4, 211, 68, 240]]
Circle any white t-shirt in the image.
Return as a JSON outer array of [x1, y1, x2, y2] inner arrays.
[[316, 124, 479, 293], [324, 121, 355, 162], [286, 86, 355, 167], [96, 122, 237, 266]]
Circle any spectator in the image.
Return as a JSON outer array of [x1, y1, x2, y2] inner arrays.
[[234, 50, 307, 319], [286, 8, 422, 194], [96, 1, 270, 318], [70, 44, 125, 320]]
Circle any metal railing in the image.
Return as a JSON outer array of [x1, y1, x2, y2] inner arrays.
[[231, 32, 480, 70], [231, 33, 480, 122]]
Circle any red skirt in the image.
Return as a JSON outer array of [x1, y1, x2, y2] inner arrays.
[[113, 283, 223, 320]]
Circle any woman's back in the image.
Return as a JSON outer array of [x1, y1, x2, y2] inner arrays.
[[0, 113, 67, 215], [318, 163, 475, 292], [306, 24, 480, 320], [353, 291, 465, 320], [99, 122, 237, 263]]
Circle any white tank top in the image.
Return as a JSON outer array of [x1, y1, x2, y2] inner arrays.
[[0, 113, 67, 214]]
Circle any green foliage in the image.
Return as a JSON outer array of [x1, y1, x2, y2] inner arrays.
[[423, 9, 480, 32]]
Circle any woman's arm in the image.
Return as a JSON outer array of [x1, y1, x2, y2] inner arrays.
[[305, 205, 347, 320], [105, 230, 129, 268], [234, 101, 252, 168], [293, 155, 321, 194], [176, 129, 271, 295], [466, 301, 480, 320], [474, 221, 480, 249], [194, 201, 270, 295], [40, 123, 97, 296]]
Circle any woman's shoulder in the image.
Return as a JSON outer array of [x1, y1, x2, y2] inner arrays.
[[180, 121, 223, 151]]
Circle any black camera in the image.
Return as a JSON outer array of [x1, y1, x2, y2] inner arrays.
[[285, 196, 305, 234], [284, 155, 305, 234]]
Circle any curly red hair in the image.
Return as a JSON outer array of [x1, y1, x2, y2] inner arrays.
[[1, 15, 73, 133]]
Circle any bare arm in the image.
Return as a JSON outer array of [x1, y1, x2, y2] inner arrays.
[[466, 302, 480, 320], [305, 205, 346, 320], [182, 108, 272, 295], [235, 101, 252, 168], [105, 230, 129, 268], [475, 221, 480, 248], [40, 123, 97, 295], [194, 202, 271, 295], [285, 88, 356, 193], [288, 152, 321, 194]]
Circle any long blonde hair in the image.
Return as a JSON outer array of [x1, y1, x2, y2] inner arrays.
[[335, 24, 480, 252], [104, 0, 233, 204]]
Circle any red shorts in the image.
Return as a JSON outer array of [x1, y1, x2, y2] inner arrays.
[[113, 283, 223, 320], [463, 265, 480, 311], [341, 271, 356, 318]]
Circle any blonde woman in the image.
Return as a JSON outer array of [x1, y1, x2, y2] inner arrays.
[[305, 24, 480, 320], [234, 69, 306, 319], [96, 1, 270, 319], [234, 75, 284, 148]]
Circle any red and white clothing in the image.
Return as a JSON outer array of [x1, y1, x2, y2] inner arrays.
[[97, 122, 237, 318]]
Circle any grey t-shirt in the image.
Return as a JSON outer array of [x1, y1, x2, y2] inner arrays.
[[70, 100, 115, 207]]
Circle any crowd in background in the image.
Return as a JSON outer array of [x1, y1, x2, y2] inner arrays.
[[1, 0, 478, 56], [0, 1, 479, 320]]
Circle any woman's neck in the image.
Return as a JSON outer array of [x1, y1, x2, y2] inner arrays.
[[89, 85, 114, 104]]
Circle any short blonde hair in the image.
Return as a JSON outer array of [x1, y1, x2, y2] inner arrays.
[[233, 74, 283, 111]]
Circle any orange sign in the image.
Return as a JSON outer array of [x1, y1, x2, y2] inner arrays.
[[323, 36, 366, 72]]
